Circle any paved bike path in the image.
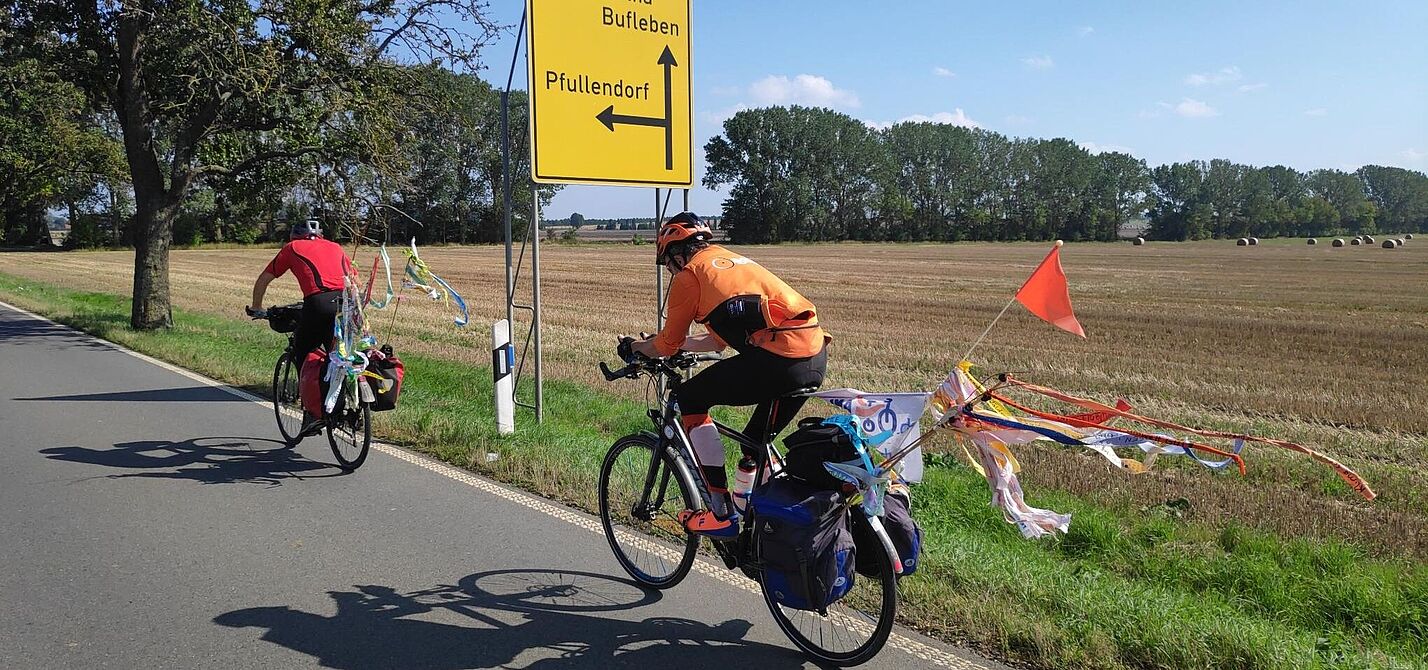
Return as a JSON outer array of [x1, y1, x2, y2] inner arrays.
[[0, 303, 1006, 670]]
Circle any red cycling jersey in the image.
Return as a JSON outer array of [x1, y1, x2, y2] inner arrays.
[[264, 237, 356, 297]]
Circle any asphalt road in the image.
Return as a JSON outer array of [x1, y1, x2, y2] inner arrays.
[[0, 302, 1006, 670]]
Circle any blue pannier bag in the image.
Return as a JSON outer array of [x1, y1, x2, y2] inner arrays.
[[750, 477, 857, 613]]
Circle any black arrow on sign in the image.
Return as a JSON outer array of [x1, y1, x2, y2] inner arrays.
[[595, 45, 678, 171]]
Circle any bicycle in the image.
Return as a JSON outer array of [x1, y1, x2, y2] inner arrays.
[[251, 303, 373, 470], [596, 352, 900, 666]]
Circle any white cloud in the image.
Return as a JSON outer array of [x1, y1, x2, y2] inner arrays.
[[1185, 66, 1242, 86], [1403, 148, 1426, 163], [866, 109, 981, 130], [698, 104, 748, 130], [1303, 107, 1328, 117], [1237, 82, 1268, 93], [932, 66, 956, 78], [1078, 26, 1095, 37], [748, 74, 860, 109], [1021, 55, 1054, 69], [1079, 141, 1136, 155], [1174, 98, 1219, 118]]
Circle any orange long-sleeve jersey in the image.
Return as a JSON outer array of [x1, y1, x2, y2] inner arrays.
[[653, 245, 829, 359]]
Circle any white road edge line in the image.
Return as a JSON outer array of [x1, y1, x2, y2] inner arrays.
[[0, 299, 995, 670]]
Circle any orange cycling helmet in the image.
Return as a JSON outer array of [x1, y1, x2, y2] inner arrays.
[[655, 212, 712, 265]]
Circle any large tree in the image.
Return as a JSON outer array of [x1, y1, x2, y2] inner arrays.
[[7, 0, 499, 328], [0, 50, 123, 245]]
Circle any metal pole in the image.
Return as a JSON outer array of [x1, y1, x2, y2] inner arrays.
[[655, 188, 664, 331], [531, 191, 543, 423], [683, 189, 689, 212], [501, 92, 514, 334], [501, 9, 525, 368]]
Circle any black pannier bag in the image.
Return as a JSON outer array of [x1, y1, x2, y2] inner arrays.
[[750, 477, 857, 612], [780, 417, 862, 490], [368, 349, 404, 412], [851, 487, 923, 577]]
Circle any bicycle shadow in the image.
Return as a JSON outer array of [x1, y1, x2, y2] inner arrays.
[[39, 437, 346, 486], [215, 568, 813, 669]]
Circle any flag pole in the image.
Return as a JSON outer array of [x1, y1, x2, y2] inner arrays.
[[958, 240, 1064, 364], [959, 296, 1016, 364]]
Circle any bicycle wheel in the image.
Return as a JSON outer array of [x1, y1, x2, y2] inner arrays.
[[271, 352, 303, 446], [326, 379, 371, 470], [598, 433, 700, 589], [761, 511, 898, 666]]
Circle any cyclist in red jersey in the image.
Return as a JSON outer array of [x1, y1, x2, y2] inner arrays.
[[247, 219, 357, 365]]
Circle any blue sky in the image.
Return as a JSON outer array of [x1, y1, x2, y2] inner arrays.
[[476, 1, 1428, 218]]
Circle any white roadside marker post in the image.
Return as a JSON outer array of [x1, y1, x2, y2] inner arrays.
[[493, 319, 515, 435]]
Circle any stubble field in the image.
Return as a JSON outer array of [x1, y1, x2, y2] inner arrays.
[[3, 239, 1426, 557]]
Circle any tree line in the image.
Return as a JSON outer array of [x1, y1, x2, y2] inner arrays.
[[703, 106, 1428, 243]]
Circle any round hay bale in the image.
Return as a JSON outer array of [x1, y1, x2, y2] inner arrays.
[[1307, 238, 1318, 245], [1382, 239, 1397, 249], [1236, 238, 1249, 246], [1132, 237, 1145, 246], [1351, 238, 1362, 245], [1249, 237, 1260, 245], [1331, 238, 1345, 247], [1406, 233, 1414, 240], [1364, 235, 1375, 243]]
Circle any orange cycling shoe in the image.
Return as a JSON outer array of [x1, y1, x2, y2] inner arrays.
[[678, 509, 741, 540]]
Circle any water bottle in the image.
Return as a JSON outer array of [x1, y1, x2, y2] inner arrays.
[[731, 456, 757, 513]]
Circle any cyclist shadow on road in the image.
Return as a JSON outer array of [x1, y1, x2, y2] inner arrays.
[[39, 437, 346, 486], [215, 568, 814, 669]]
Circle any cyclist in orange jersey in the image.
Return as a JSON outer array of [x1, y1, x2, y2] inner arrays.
[[626, 212, 830, 537]]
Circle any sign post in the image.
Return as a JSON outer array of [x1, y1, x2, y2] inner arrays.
[[516, 0, 693, 427]]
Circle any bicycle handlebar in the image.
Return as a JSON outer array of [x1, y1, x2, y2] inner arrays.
[[598, 351, 722, 382]]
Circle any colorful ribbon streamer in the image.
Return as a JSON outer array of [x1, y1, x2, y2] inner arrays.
[[364, 245, 394, 310], [402, 239, 468, 327]]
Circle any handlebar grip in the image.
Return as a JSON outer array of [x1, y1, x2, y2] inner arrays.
[[599, 361, 635, 382]]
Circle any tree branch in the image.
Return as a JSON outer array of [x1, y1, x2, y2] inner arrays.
[[194, 146, 328, 179]]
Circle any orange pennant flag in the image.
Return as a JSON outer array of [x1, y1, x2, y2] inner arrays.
[[1014, 241, 1086, 337]]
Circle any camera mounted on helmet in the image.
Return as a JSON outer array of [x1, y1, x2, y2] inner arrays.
[[290, 219, 323, 240]]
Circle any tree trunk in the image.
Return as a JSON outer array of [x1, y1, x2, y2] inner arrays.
[[130, 197, 177, 329]]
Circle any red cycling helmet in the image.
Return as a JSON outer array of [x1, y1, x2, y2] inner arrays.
[[655, 212, 712, 265]]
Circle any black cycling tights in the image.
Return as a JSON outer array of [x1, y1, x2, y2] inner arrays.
[[675, 346, 828, 451], [292, 289, 343, 361]]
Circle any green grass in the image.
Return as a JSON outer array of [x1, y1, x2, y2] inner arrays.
[[1, 272, 1424, 670]]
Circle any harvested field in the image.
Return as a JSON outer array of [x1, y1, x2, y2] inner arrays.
[[5, 239, 1427, 555]]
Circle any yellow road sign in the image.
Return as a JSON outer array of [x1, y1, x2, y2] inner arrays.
[[526, 0, 692, 187]]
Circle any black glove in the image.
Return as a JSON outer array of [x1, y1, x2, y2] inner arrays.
[[617, 336, 637, 363]]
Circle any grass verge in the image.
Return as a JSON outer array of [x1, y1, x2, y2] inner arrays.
[[1, 272, 1424, 670]]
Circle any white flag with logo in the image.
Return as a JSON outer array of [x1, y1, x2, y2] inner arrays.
[[813, 389, 931, 483]]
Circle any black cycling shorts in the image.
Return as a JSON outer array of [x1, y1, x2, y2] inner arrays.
[[292, 289, 343, 361], [675, 346, 827, 446]]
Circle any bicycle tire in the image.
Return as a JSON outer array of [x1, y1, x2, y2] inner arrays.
[[271, 352, 303, 446], [598, 433, 700, 589], [326, 378, 371, 470], [760, 510, 898, 666]]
